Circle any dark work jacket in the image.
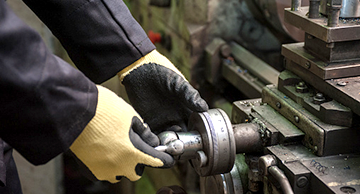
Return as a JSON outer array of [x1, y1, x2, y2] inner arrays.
[[0, 0, 155, 192]]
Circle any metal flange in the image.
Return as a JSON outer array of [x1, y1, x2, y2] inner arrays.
[[188, 109, 236, 176]]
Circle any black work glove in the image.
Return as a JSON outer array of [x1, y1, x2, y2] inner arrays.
[[118, 50, 208, 133]]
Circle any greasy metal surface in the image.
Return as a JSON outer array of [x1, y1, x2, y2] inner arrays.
[[233, 123, 263, 153], [283, 61, 360, 116], [282, 43, 360, 79], [231, 99, 262, 124], [320, 0, 360, 18], [188, 109, 236, 176], [267, 145, 311, 194], [221, 59, 263, 98], [277, 71, 355, 127], [303, 155, 360, 194], [262, 85, 360, 156], [200, 155, 246, 194], [252, 105, 305, 143], [230, 42, 279, 86], [304, 33, 360, 63], [284, 7, 360, 42]]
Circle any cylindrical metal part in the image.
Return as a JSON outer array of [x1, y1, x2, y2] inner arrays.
[[309, 0, 321, 18], [233, 123, 263, 153], [177, 131, 203, 160], [268, 166, 294, 194], [327, 5, 342, 27], [291, 0, 302, 11], [320, 0, 360, 18]]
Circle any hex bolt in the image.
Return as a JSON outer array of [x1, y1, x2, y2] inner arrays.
[[276, 102, 281, 109], [313, 93, 326, 104], [296, 81, 309, 93], [296, 176, 309, 188], [305, 61, 311, 69]]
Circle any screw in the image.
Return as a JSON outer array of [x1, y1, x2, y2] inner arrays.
[[294, 116, 300, 123], [276, 102, 281, 109], [326, 42, 335, 48], [296, 176, 308, 188], [305, 61, 311, 69], [337, 81, 347, 86]]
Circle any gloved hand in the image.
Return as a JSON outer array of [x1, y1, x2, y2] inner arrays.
[[70, 85, 174, 183], [118, 50, 208, 133]]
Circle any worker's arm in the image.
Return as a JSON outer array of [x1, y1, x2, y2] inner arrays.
[[22, 0, 208, 131], [0, 1, 173, 183], [23, 0, 155, 84]]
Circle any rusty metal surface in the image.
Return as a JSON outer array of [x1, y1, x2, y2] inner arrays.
[[262, 85, 360, 156], [284, 7, 360, 42], [304, 33, 360, 63], [230, 42, 279, 86], [282, 43, 360, 79], [277, 71, 355, 127], [320, 0, 360, 18], [252, 105, 304, 143], [283, 62, 360, 116], [221, 60, 264, 98]]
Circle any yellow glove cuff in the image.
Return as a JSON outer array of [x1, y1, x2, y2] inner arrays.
[[70, 85, 163, 182], [117, 50, 185, 82]]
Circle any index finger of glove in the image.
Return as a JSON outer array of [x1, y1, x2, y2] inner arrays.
[[131, 117, 159, 147], [171, 75, 209, 112]]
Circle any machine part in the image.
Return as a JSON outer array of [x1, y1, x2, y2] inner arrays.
[[320, 0, 360, 18], [291, 0, 302, 11], [308, 0, 320, 18], [282, 43, 360, 79], [188, 109, 236, 177], [157, 131, 203, 160], [268, 166, 294, 194], [262, 84, 360, 156], [258, 155, 277, 176], [284, 7, 360, 42], [156, 185, 187, 194], [304, 32, 360, 63], [313, 93, 326, 105], [200, 154, 247, 194], [295, 81, 308, 93], [230, 42, 279, 86], [233, 123, 263, 153], [155, 140, 185, 156], [326, 0, 342, 27]]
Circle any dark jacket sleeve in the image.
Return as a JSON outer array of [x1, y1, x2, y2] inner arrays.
[[0, 1, 98, 165], [23, 0, 156, 84]]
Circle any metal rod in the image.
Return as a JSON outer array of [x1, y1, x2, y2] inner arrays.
[[291, 0, 302, 11], [309, 0, 321, 18], [268, 166, 294, 194], [327, 0, 343, 27]]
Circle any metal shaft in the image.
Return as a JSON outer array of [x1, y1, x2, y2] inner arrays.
[[233, 123, 263, 153], [309, 0, 321, 18], [291, 0, 302, 11]]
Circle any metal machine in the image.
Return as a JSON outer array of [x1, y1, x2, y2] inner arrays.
[[155, 0, 360, 193]]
